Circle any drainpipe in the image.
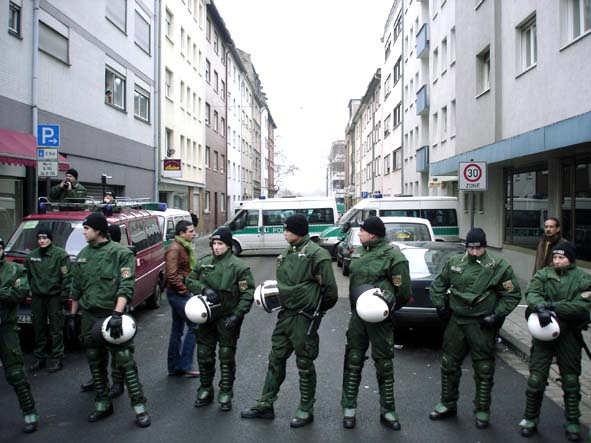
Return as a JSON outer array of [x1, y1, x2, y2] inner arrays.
[[153, 0, 160, 201], [32, 0, 40, 210], [400, 3, 405, 195]]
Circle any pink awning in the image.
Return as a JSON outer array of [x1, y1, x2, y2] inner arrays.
[[0, 128, 70, 170]]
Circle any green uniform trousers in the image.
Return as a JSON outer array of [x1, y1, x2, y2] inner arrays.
[[440, 316, 496, 412], [0, 324, 36, 416], [258, 311, 320, 412], [196, 318, 241, 397], [341, 310, 395, 410], [31, 295, 64, 360], [525, 328, 582, 423], [81, 310, 146, 413]]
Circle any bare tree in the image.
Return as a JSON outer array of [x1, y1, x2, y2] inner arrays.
[[273, 149, 298, 192]]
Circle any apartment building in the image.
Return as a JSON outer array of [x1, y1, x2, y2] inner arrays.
[[226, 45, 245, 214], [326, 140, 346, 200], [344, 99, 361, 208], [159, 0, 206, 218]]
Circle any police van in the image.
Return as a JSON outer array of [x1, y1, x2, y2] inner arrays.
[[151, 208, 193, 248], [225, 197, 338, 255], [319, 196, 459, 257]]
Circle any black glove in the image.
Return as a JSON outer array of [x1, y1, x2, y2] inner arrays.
[[535, 304, 552, 328], [202, 288, 220, 305], [436, 306, 451, 321], [67, 316, 78, 339], [223, 314, 241, 331], [105, 311, 123, 339], [480, 313, 501, 330]]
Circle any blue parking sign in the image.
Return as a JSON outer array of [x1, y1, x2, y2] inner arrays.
[[37, 124, 60, 147]]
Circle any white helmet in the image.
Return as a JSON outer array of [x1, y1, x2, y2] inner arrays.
[[101, 314, 137, 345], [527, 313, 560, 341], [254, 280, 282, 313], [185, 294, 221, 324], [356, 288, 390, 323]]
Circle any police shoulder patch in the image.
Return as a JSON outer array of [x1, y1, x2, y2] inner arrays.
[[502, 280, 514, 291], [451, 265, 463, 273], [392, 275, 402, 287], [581, 291, 591, 299], [61, 265, 68, 275], [121, 267, 131, 279], [239, 280, 248, 291]]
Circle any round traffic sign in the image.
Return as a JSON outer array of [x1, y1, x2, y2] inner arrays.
[[463, 163, 482, 182]]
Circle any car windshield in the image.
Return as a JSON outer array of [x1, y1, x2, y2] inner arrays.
[[348, 228, 362, 246], [400, 245, 464, 277], [5, 220, 87, 257], [385, 223, 431, 242]]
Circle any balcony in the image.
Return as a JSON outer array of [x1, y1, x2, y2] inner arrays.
[[416, 23, 429, 59], [416, 85, 429, 115], [416, 146, 429, 173]]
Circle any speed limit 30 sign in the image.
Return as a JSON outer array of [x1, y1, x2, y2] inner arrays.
[[459, 162, 487, 190]]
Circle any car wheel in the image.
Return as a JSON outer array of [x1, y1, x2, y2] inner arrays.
[[342, 260, 350, 276], [232, 240, 242, 256], [146, 277, 163, 309]]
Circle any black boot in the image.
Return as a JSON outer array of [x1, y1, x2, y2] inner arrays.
[[135, 412, 151, 428], [241, 406, 275, 419], [80, 378, 95, 393], [109, 382, 125, 399], [343, 416, 356, 429], [28, 360, 46, 372], [47, 359, 63, 373], [88, 404, 114, 422]]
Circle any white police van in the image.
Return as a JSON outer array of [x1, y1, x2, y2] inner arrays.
[[225, 197, 338, 255]]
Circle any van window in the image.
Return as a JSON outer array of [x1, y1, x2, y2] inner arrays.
[[263, 210, 287, 226], [385, 222, 432, 242], [129, 220, 149, 251], [421, 209, 457, 227], [119, 225, 129, 246], [298, 208, 334, 224], [362, 209, 377, 219], [145, 217, 163, 246], [166, 219, 175, 240], [381, 209, 420, 217], [232, 210, 259, 230], [6, 220, 85, 256]]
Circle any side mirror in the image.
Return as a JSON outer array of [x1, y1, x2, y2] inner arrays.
[[341, 221, 351, 233], [127, 245, 137, 256]]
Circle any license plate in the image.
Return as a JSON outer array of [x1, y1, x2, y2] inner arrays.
[[18, 314, 32, 324]]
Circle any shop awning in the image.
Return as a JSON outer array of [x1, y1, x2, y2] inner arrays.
[[0, 128, 70, 170]]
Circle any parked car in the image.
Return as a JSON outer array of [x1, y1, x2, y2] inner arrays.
[[151, 208, 193, 248], [5, 203, 166, 327], [391, 241, 465, 329]]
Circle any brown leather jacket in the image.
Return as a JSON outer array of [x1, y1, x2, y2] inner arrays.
[[165, 240, 192, 295]]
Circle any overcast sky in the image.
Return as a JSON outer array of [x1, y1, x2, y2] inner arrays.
[[215, 0, 394, 195]]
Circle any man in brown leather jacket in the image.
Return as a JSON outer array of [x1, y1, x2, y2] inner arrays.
[[533, 217, 566, 274], [165, 220, 199, 377]]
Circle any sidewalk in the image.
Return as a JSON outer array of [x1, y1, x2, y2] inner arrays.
[[492, 246, 591, 425]]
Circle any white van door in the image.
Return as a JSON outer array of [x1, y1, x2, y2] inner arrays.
[[261, 208, 291, 249], [229, 209, 262, 252]]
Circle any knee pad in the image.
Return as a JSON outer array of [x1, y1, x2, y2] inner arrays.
[[348, 349, 365, 368], [85, 347, 102, 363], [219, 346, 234, 362], [441, 353, 460, 374], [296, 356, 313, 372], [112, 347, 134, 368], [6, 367, 26, 387], [197, 345, 215, 363], [562, 374, 580, 393], [474, 360, 495, 379], [527, 370, 547, 392], [375, 358, 394, 374]]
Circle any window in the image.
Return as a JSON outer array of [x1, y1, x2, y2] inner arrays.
[[432, 112, 439, 145], [205, 191, 210, 212], [518, 16, 537, 72], [105, 67, 126, 110], [221, 155, 225, 172], [384, 154, 391, 175], [206, 17, 211, 41], [432, 47, 439, 81], [213, 151, 218, 170], [384, 114, 391, 137], [565, 0, 591, 42], [205, 59, 210, 82], [213, 110, 218, 132], [393, 57, 402, 84], [384, 35, 392, 61], [205, 103, 210, 125], [134, 86, 150, 122], [394, 13, 402, 42], [394, 148, 402, 170], [165, 9, 173, 39], [192, 43, 197, 66], [129, 220, 149, 251], [441, 37, 448, 72], [450, 27, 456, 63], [135, 11, 150, 54], [441, 106, 448, 141], [221, 43, 226, 64], [187, 36, 192, 62], [165, 69, 173, 98], [181, 27, 185, 55], [384, 74, 392, 98], [39, 21, 69, 64], [477, 47, 491, 94], [221, 193, 226, 212], [205, 146, 210, 167], [165, 128, 174, 156], [221, 117, 226, 137], [213, 31, 219, 54], [186, 86, 191, 114], [8, 2, 21, 36], [214, 70, 219, 92], [393, 102, 402, 127], [180, 80, 185, 108], [106, 0, 126, 32], [450, 99, 456, 137], [221, 80, 226, 101]]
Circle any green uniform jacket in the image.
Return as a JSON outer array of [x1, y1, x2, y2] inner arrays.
[[526, 264, 591, 329], [49, 182, 87, 201], [430, 251, 521, 323], [25, 243, 71, 298], [186, 249, 254, 318], [348, 238, 412, 308], [0, 259, 29, 327], [71, 240, 135, 310], [275, 235, 338, 313]]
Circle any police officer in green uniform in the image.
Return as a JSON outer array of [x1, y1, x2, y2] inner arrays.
[[26, 226, 71, 373], [186, 226, 254, 412], [0, 237, 39, 433], [429, 228, 521, 429], [49, 168, 87, 202], [69, 212, 150, 428], [519, 242, 591, 442], [341, 216, 411, 430], [241, 214, 338, 427]]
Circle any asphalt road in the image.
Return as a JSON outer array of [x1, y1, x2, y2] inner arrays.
[[0, 255, 581, 443]]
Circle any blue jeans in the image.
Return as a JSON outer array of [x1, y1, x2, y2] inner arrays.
[[166, 290, 197, 373]]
